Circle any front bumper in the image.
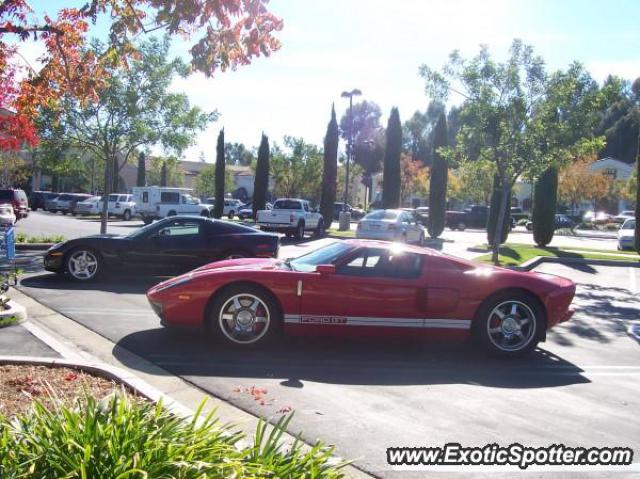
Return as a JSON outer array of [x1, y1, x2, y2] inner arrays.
[[43, 252, 65, 272]]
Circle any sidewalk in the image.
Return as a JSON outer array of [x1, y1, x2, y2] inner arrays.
[[0, 322, 60, 358]]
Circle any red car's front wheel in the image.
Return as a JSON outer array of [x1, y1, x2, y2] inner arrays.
[[209, 285, 281, 346]]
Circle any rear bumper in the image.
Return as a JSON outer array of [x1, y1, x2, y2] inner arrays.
[[356, 230, 399, 241]]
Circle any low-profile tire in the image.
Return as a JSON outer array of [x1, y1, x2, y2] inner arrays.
[[122, 209, 132, 221], [295, 221, 305, 240], [473, 291, 544, 358], [314, 219, 324, 238], [65, 248, 102, 281], [208, 284, 282, 347]]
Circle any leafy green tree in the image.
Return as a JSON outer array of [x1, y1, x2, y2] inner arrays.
[[160, 162, 168, 187], [136, 152, 146, 187], [270, 137, 323, 203], [148, 156, 183, 187], [253, 134, 270, 219], [456, 159, 494, 205], [403, 101, 446, 165], [340, 100, 385, 176], [37, 38, 214, 233], [532, 167, 558, 246], [193, 163, 232, 198], [213, 129, 226, 218], [382, 108, 402, 209], [225, 142, 254, 166], [422, 40, 548, 263], [428, 113, 448, 238], [320, 105, 339, 228]]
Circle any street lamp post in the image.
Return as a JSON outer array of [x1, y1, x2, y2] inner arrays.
[[339, 88, 361, 230]]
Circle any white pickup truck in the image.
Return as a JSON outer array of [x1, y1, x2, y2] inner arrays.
[[256, 198, 324, 239], [132, 186, 214, 224]]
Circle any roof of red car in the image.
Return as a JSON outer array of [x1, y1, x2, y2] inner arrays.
[[341, 238, 444, 256]]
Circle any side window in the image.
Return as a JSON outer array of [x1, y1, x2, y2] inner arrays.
[[337, 248, 422, 278], [303, 202, 310, 212], [160, 192, 179, 203], [142, 192, 148, 203], [157, 221, 201, 237]]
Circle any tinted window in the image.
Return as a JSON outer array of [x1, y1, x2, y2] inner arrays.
[[622, 220, 636, 230], [273, 200, 301, 210], [160, 192, 180, 203], [338, 248, 423, 278], [207, 220, 257, 235], [57, 194, 73, 201], [108, 194, 119, 201], [364, 210, 400, 221], [0, 190, 14, 201], [289, 242, 354, 272], [157, 220, 202, 237]]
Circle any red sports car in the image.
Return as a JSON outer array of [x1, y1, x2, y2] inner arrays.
[[147, 240, 575, 357]]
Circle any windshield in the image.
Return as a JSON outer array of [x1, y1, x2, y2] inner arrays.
[[288, 241, 354, 272], [125, 221, 162, 239], [274, 200, 301, 210], [622, 220, 636, 230], [363, 210, 399, 221]]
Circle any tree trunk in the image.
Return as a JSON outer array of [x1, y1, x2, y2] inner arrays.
[[491, 179, 510, 265], [100, 155, 113, 234], [635, 124, 640, 253]]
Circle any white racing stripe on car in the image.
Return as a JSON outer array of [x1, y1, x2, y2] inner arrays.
[[283, 314, 471, 329]]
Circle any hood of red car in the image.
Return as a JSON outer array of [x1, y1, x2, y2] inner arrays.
[[193, 257, 280, 273]]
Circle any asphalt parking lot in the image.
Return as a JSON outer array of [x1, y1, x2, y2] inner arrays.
[[14, 241, 640, 478]]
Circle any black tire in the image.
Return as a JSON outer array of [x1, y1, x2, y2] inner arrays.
[[473, 291, 544, 358], [142, 216, 153, 225], [200, 210, 210, 218], [457, 222, 466, 231], [71, 211, 77, 217], [314, 219, 324, 238], [228, 211, 235, 220], [167, 210, 177, 217], [65, 247, 103, 281], [207, 283, 282, 347], [122, 209, 132, 221], [295, 221, 305, 240], [62, 210, 68, 215]]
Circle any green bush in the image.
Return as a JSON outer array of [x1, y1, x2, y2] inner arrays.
[[0, 393, 346, 478], [14, 233, 65, 244], [532, 167, 558, 247]]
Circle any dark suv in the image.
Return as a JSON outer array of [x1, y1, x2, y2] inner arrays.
[[29, 191, 58, 211], [0, 188, 29, 220]]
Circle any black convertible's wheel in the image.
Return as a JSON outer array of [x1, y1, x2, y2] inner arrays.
[[474, 292, 543, 357], [65, 248, 102, 281], [209, 284, 281, 346]]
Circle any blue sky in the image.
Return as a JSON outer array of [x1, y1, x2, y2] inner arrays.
[[23, 0, 640, 161]]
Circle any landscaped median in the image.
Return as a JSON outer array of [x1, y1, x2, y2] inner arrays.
[[472, 243, 640, 267]]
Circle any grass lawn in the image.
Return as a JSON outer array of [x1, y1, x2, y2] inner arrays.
[[475, 243, 640, 266], [327, 228, 356, 238]]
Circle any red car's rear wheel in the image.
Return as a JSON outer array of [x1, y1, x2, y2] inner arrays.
[[474, 292, 543, 357], [209, 285, 281, 346]]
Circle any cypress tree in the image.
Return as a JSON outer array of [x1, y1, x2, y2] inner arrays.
[[213, 129, 225, 219], [635, 140, 640, 253], [427, 113, 448, 238], [252, 134, 270, 219], [532, 166, 558, 247], [136, 152, 146, 187], [382, 107, 401, 209], [487, 175, 511, 246], [320, 104, 339, 229], [160, 162, 168, 187]]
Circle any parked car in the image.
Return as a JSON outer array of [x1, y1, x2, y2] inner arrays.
[[446, 205, 489, 230], [98, 193, 136, 220], [46, 192, 88, 215], [132, 186, 213, 224], [415, 207, 429, 223], [205, 198, 244, 219], [43, 216, 280, 281], [356, 209, 425, 245], [333, 203, 365, 221], [44, 194, 60, 212], [617, 219, 636, 251], [256, 198, 324, 239], [0, 204, 16, 227], [510, 207, 530, 222], [0, 188, 29, 220], [147, 239, 576, 357], [75, 196, 102, 216], [69, 194, 93, 216], [525, 214, 574, 231], [238, 202, 272, 220], [613, 210, 635, 225], [583, 210, 612, 225], [29, 191, 58, 211]]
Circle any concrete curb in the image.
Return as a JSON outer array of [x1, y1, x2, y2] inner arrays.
[[16, 243, 54, 251], [519, 255, 640, 271]]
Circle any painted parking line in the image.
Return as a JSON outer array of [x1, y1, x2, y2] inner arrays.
[[59, 308, 155, 317]]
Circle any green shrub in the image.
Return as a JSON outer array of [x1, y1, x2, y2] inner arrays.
[[0, 393, 346, 478], [15, 234, 65, 244], [532, 167, 558, 247]]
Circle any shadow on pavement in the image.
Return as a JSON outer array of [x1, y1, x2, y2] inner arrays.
[[113, 328, 589, 389], [20, 272, 164, 294]]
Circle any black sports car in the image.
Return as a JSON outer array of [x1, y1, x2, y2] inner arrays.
[[44, 216, 280, 281]]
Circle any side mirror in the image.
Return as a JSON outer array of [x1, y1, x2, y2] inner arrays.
[[316, 264, 336, 274]]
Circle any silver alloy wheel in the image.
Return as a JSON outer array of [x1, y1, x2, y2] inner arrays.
[[486, 300, 536, 352], [67, 250, 99, 280], [218, 293, 270, 344]]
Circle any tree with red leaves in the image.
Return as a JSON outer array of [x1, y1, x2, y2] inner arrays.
[[0, 0, 283, 150]]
